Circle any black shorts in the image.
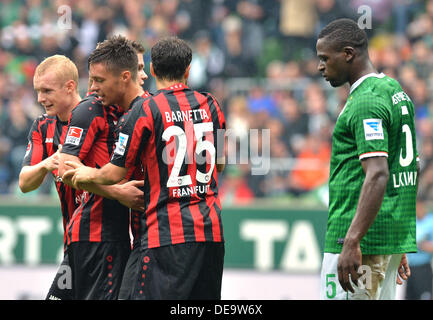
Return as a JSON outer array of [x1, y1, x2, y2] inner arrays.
[[119, 242, 225, 300], [46, 252, 73, 300], [67, 241, 131, 300]]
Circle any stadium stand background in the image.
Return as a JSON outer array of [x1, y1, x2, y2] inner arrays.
[[0, 0, 432, 299]]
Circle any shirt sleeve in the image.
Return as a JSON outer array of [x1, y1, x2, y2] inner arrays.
[[347, 94, 391, 160], [61, 97, 104, 161], [206, 93, 226, 161], [22, 118, 44, 167]]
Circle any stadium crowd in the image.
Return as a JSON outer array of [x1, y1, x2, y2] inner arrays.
[[0, 0, 432, 207]]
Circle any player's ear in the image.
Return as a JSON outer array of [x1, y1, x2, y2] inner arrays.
[[343, 46, 355, 63], [121, 70, 131, 82], [65, 79, 76, 94], [184, 65, 191, 81], [150, 62, 156, 77]]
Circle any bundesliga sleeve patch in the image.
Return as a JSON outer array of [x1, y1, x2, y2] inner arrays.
[[363, 119, 384, 140], [65, 127, 83, 146], [114, 132, 129, 156]]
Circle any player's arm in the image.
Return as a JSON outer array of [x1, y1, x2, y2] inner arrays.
[[63, 161, 127, 186], [60, 155, 143, 211], [337, 156, 389, 293], [19, 151, 60, 193], [19, 118, 57, 193]]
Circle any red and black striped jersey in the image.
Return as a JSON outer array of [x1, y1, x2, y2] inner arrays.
[[61, 93, 130, 244], [111, 84, 226, 249], [117, 90, 152, 245], [22, 114, 81, 248]]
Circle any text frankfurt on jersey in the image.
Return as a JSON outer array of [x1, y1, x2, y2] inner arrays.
[[172, 185, 211, 198], [392, 170, 417, 188]]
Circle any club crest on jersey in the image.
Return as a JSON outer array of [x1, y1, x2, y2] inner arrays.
[[363, 119, 384, 140], [65, 127, 83, 146], [114, 133, 129, 156]]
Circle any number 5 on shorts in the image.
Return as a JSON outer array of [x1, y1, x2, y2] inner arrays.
[[326, 274, 337, 299]]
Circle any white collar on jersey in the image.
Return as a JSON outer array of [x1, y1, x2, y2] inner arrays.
[[349, 72, 386, 94]]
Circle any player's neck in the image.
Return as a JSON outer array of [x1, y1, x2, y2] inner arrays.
[[349, 60, 377, 87], [156, 78, 187, 90], [119, 84, 143, 112]]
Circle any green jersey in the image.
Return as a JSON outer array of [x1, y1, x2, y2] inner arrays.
[[325, 73, 418, 254]]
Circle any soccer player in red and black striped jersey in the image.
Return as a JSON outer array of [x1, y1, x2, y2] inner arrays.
[[19, 55, 82, 300], [58, 36, 150, 300], [65, 37, 226, 300]]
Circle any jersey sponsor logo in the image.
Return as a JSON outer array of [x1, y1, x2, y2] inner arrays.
[[363, 119, 384, 140], [45, 138, 53, 143], [114, 132, 129, 156], [25, 141, 32, 158], [65, 127, 83, 146]]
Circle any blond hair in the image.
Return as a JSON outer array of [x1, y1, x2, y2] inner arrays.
[[34, 55, 79, 92]]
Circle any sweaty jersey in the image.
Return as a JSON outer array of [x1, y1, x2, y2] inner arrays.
[[22, 114, 81, 247], [111, 83, 225, 249], [61, 93, 129, 244], [326, 73, 418, 254]]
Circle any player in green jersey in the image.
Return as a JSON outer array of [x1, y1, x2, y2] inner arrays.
[[316, 19, 418, 300]]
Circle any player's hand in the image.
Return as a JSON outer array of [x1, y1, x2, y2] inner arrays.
[[337, 239, 362, 293], [116, 180, 145, 212], [43, 145, 62, 172], [396, 253, 410, 285], [63, 161, 93, 188]]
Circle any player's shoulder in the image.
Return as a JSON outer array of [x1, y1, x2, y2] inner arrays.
[[198, 91, 224, 116], [130, 93, 153, 112], [197, 90, 218, 101], [363, 75, 403, 99], [142, 90, 152, 99], [120, 94, 154, 123], [72, 93, 104, 116], [353, 79, 390, 107], [33, 113, 56, 126]]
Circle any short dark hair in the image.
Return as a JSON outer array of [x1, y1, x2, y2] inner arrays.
[[151, 37, 192, 81], [129, 40, 145, 54], [88, 35, 138, 80], [318, 18, 368, 52]]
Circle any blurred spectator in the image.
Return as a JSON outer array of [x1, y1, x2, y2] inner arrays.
[[315, 0, 347, 33], [303, 82, 332, 135], [279, 95, 309, 156], [2, 98, 33, 188], [219, 165, 254, 205], [247, 86, 280, 118], [279, 0, 317, 59], [220, 15, 256, 77], [287, 133, 331, 196], [226, 95, 250, 145], [0, 0, 432, 204], [189, 30, 225, 91], [406, 197, 433, 300]]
